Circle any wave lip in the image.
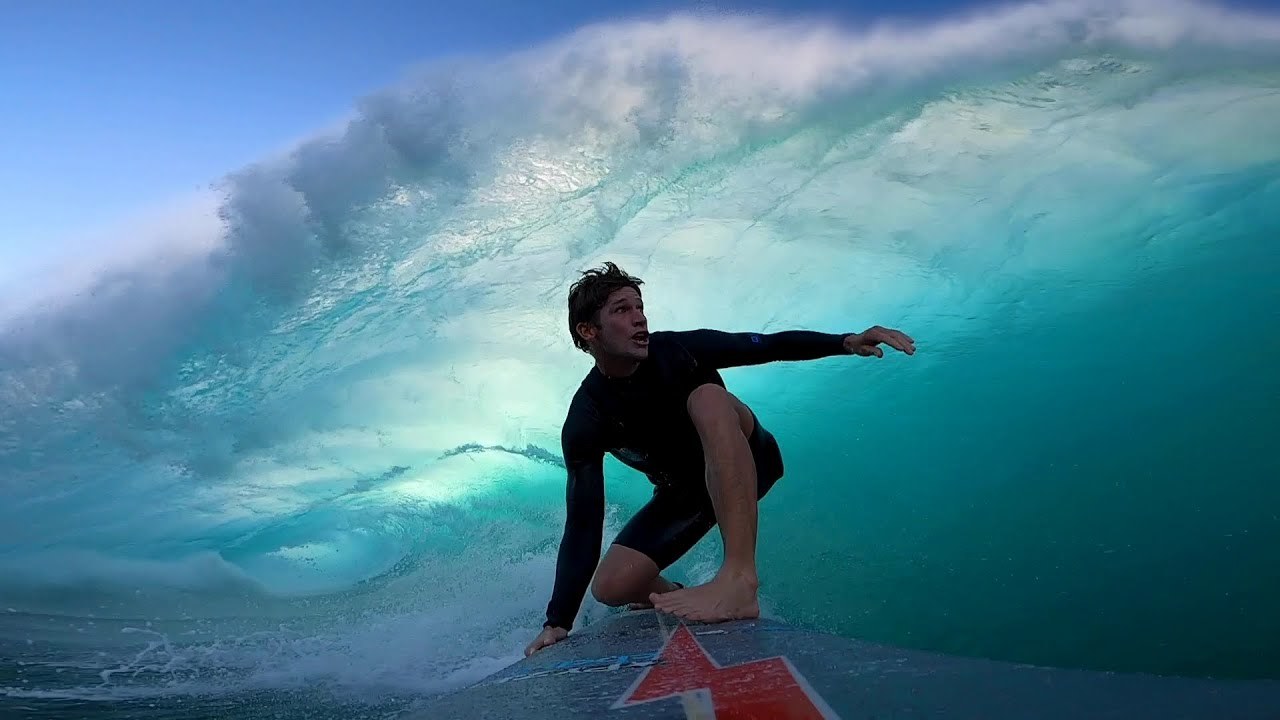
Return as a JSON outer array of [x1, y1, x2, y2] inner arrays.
[[5, 0, 1278, 324]]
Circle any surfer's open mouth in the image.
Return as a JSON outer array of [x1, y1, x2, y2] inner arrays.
[[632, 331, 649, 346]]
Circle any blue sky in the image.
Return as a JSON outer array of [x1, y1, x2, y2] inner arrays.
[[2, 0, 1276, 283]]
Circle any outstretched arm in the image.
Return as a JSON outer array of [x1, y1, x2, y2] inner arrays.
[[672, 328, 847, 370], [671, 326, 914, 370], [543, 440, 605, 631]]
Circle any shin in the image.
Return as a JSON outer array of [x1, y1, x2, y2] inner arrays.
[[686, 384, 759, 583]]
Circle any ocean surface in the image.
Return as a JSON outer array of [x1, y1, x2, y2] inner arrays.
[[2, 1, 1279, 717]]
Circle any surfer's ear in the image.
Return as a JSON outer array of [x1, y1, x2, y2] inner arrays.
[[575, 319, 599, 346]]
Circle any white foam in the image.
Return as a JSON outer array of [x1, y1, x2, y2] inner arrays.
[[0, 509, 635, 703], [2, 1, 1276, 320], [0, 550, 263, 596], [0, 189, 226, 331]]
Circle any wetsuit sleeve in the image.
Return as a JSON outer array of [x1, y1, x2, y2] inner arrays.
[[543, 407, 606, 631], [671, 328, 850, 370]]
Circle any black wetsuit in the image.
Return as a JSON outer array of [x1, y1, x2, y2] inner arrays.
[[544, 328, 850, 630]]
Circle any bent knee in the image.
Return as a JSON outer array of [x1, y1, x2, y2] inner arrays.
[[590, 572, 635, 607], [687, 384, 753, 436]]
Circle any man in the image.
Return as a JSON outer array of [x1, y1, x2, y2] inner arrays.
[[525, 262, 914, 656]]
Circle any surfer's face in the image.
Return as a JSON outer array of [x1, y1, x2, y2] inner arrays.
[[584, 287, 649, 361]]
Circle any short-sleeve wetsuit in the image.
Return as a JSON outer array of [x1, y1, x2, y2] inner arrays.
[[543, 328, 850, 630]]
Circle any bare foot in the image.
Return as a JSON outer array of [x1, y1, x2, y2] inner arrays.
[[649, 572, 759, 623], [627, 581, 682, 610]]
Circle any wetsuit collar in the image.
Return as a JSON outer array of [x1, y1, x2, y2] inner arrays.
[[592, 354, 643, 380], [591, 362, 640, 383]]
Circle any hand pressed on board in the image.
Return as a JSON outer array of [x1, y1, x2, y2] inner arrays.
[[525, 626, 568, 657], [844, 326, 916, 358]]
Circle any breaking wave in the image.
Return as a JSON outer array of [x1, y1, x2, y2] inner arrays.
[[1, 0, 1278, 712]]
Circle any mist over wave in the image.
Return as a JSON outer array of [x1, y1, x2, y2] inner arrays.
[[2, 0, 1278, 710]]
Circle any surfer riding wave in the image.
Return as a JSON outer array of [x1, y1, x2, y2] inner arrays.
[[526, 263, 915, 656]]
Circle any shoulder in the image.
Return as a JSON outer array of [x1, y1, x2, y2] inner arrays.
[[561, 376, 605, 451], [649, 328, 729, 359], [648, 329, 698, 356], [564, 379, 597, 417], [563, 374, 602, 422], [649, 329, 690, 343]]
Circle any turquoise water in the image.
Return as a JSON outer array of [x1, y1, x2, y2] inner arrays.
[[2, 1, 1279, 716]]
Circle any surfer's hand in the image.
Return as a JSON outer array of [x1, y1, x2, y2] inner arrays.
[[525, 626, 568, 657], [844, 326, 915, 357]]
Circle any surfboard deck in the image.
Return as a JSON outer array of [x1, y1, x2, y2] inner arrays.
[[407, 609, 1280, 719]]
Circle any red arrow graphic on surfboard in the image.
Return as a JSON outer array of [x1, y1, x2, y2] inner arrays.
[[611, 624, 840, 719]]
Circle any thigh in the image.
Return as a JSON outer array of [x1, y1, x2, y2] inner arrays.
[[687, 385, 784, 491], [612, 488, 717, 571], [746, 410, 785, 494], [612, 409, 787, 570]]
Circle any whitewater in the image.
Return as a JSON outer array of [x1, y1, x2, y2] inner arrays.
[[2, 0, 1278, 717]]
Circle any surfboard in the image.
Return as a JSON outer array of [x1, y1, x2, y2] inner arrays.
[[407, 609, 1280, 718]]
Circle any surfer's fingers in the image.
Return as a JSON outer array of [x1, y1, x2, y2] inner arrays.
[[867, 326, 914, 354], [884, 330, 913, 353]]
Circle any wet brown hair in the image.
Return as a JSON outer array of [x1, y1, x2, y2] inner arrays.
[[567, 262, 644, 352]]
